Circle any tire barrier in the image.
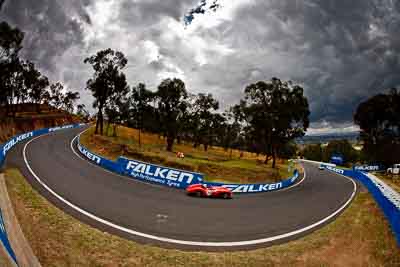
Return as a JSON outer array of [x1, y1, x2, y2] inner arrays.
[[77, 133, 301, 193], [321, 164, 400, 246], [0, 123, 85, 266]]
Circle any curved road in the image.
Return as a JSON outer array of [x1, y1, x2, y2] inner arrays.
[[4, 127, 357, 251]]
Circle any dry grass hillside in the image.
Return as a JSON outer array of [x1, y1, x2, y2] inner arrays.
[[80, 125, 297, 184], [0, 103, 81, 143]]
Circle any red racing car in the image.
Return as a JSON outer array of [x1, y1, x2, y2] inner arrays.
[[186, 184, 233, 199]]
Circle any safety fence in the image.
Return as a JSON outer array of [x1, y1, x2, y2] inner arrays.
[[77, 134, 301, 193], [0, 123, 85, 266], [321, 163, 400, 245]]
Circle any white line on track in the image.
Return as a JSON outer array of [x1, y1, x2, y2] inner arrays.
[[22, 131, 357, 247]]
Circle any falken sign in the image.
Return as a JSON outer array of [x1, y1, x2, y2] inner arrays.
[[0, 123, 85, 265], [323, 164, 400, 244], [48, 125, 75, 132], [208, 171, 299, 193], [220, 182, 284, 193], [76, 138, 301, 193], [118, 157, 204, 189], [325, 165, 345, 175], [1, 123, 85, 160], [353, 165, 384, 172], [2, 131, 34, 157], [77, 144, 102, 164]]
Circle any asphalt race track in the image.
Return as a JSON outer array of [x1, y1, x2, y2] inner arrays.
[[4, 127, 357, 251]]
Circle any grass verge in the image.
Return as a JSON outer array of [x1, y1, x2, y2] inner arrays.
[[4, 167, 400, 267], [80, 126, 295, 184]]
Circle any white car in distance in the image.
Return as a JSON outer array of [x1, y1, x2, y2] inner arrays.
[[387, 164, 400, 175]]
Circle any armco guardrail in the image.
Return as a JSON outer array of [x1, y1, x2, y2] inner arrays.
[[0, 123, 85, 266], [77, 135, 300, 192], [321, 163, 400, 245]]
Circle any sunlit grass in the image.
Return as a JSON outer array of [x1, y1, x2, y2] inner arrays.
[[80, 125, 295, 184], [5, 168, 400, 267]]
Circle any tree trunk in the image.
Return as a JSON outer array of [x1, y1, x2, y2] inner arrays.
[[138, 129, 141, 149], [106, 122, 111, 136], [95, 113, 100, 135], [113, 124, 117, 137], [11, 102, 16, 118], [96, 108, 104, 135], [264, 155, 270, 164], [177, 136, 182, 145], [204, 143, 208, 151], [272, 147, 277, 168], [99, 112, 104, 135], [166, 136, 174, 152]]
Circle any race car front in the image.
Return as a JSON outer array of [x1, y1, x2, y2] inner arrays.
[[186, 184, 233, 199]]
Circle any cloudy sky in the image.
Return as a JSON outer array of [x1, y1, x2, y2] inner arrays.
[[1, 0, 400, 134]]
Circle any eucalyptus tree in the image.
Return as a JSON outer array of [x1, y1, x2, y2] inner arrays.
[[155, 78, 189, 152], [105, 77, 129, 137], [130, 83, 154, 147], [49, 82, 65, 109], [23, 61, 49, 112], [354, 88, 400, 166], [62, 91, 80, 113], [0, 22, 24, 113], [84, 48, 128, 135], [242, 78, 310, 168], [222, 107, 242, 157], [191, 93, 219, 151], [76, 104, 90, 121]]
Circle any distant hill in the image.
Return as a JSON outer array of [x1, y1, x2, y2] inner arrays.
[[296, 131, 360, 144]]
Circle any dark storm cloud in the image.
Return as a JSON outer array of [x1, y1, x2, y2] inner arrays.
[[1, 0, 400, 130], [0, 0, 92, 72], [191, 0, 400, 125], [118, 0, 198, 27], [295, 0, 400, 123]]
